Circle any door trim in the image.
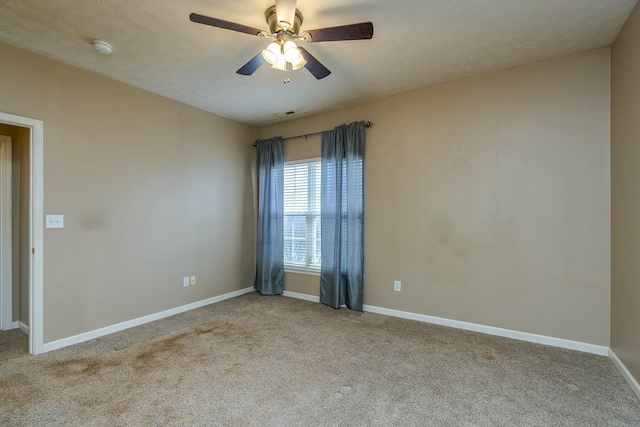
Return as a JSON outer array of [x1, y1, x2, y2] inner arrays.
[[0, 112, 43, 355]]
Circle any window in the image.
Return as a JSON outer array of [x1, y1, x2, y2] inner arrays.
[[284, 159, 321, 273]]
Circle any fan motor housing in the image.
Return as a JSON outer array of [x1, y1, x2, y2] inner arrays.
[[265, 5, 303, 35]]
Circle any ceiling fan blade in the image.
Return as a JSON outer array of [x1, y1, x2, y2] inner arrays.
[[305, 22, 374, 42], [275, 0, 297, 29], [236, 52, 266, 76], [189, 13, 264, 36], [298, 47, 331, 80]]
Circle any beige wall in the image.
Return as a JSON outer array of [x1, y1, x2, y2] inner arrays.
[[0, 41, 256, 342], [611, 3, 640, 383], [0, 39, 612, 348], [259, 49, 611, 346]]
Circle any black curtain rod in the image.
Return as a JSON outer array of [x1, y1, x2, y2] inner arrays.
[[252, 121, 372, 147]]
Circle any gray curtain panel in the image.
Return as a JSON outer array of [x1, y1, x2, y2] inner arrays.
[[320, 121, 365, 310], [254, 137, 285, 295]]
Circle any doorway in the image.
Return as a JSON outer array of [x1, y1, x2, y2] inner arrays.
[[0, 126, 29, 348], [0, 112, 43, 355], [0, 133, 13, 332]]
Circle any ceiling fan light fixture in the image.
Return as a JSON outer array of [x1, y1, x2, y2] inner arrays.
[[271, 54, 287, 71], [190, 2, 374, 80], [290, 55, 307, 71], [283, 40, 302, 63], [262, 41, 281, 65]]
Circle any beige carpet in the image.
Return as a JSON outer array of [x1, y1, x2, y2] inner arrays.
[[1, 293, 639, 426]]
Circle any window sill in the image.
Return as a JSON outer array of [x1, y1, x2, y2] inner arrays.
[[285, 267, 321, 277]]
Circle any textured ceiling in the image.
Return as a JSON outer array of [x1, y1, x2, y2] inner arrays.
[[0, 0, 636, 125]]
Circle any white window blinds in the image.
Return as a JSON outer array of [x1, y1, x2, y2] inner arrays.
[[284, 160, 321, 271]]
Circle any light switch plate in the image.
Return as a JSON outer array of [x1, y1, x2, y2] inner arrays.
[[46, 215, 64, 229]]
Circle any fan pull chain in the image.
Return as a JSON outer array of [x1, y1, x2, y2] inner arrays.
[[283, 63, 291, 84]]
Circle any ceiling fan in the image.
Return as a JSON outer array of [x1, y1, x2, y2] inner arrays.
[[189, 0, 373, 81]]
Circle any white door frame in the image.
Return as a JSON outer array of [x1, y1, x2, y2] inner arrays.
[[0, 112, 44, 355], [0, 135, 12, 331]]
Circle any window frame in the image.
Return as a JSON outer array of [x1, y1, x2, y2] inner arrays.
[[283, 157, 321, 276]]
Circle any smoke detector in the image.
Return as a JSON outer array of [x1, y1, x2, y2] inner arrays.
[[93, 40, 113, 55]]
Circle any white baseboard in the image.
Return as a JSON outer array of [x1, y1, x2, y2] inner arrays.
[[10, 320, 29, 335], [363, 304, 609, 355], [282, 290, 320, 303], [281, 291, 608, 356], [19, 321, 29, 335], [43, 287, 254, 353], [609, 349, 640, 401]]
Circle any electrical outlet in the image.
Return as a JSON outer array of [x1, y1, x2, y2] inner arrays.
[[394, 280, 401, 292], [45, 215, 64, 229], [183, 277, 190, 288], [190, 276, 196, 286]]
